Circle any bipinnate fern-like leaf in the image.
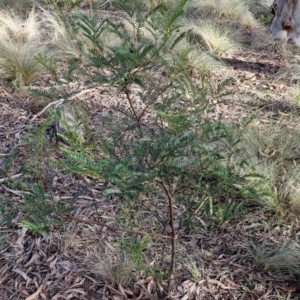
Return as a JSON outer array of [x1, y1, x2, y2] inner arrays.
[[58, 147, 111, 180]]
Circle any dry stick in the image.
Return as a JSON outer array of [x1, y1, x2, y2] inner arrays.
[[68, 216, 172, 239], [156, 180, 176, 290], [30, 88, 96, 122], [0, 173, 22, 183], [99, 0, 110, 8]]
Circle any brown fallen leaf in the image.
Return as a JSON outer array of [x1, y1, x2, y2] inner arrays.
[[25, 284, 43, 300], [280, 285, 297, 292]]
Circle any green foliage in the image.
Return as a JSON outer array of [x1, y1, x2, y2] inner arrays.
[[22, 115, 56, 187], [0, 194, 19, 226], [53, 0, 257, 227], [85, 247, 136, 288], [258, 13, 273, 25], [19, 220, 49, 234], [21, 0, 259, 279], [115, 236, 152, 270], [21, 184, 69, 233]]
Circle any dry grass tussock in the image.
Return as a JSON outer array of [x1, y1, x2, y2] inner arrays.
[[42, 10, 80, 60], [184, 0, 259, 31], [238, 9, 259, 29], [232, 123, 300, 215], [251, 242, 300, 276], [0, 9, 44, 87], [169, 39, 225, 75], [185, 0, 250, 20], [181, 19, 241, 56], [84, 246, 136, 288]]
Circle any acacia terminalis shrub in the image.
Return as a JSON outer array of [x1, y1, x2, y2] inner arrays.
[[34, 0, 258, 280]]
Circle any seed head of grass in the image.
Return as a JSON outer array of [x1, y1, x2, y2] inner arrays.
[[183, 20, 240, 56], [239, 10, 259, 29], [0, 9, 44, 86], [143, 0, 176, 10]]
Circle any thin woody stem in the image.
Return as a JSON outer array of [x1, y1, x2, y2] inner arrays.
[[156, 180, 176, 282], [124, 86, 141, 129]]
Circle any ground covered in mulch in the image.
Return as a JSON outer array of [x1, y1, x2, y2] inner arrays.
[[1, 19, 300, 300]]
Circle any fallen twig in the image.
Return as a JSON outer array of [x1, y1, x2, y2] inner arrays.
[[0, 173, 22, 183], [30, 88, 96, 122], [2, 185, 32, 196]]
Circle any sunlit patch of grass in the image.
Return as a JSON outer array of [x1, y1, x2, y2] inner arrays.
[[250, 243, 300, 276], [185, 0, 249, 20], [165, 38, 225, 75], [182, 20, 240, 56], [186, 260, 202, 281], [239, 10, 259, 29], [0, 9, 44, 87]]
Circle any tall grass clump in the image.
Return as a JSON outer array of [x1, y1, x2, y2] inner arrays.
[[182, 19, 240, 56], [0, 9, 45, 87], [232, 123, 300, 216], [238, 10, 259, 28], [251, 243, 300, 276]]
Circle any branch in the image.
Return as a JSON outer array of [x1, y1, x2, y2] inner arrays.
[[0, 173, 22, 183], [30, 88, 96, 122], [124, 86, 142, 129]]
